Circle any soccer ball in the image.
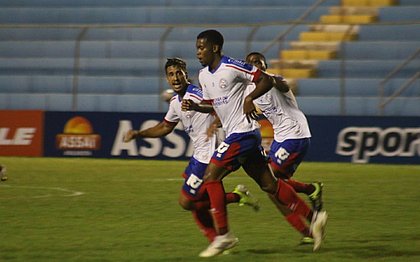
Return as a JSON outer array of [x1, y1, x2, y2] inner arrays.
[[161, 89, 175, 103]]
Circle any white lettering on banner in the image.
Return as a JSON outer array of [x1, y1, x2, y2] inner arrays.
[[111, 120, 191, 158], [111, 120, 138, 156], [59, 136, 96, 149], [0, 127, 35, 145], [336, 127, 420, 163], [139, 120, 162, 157]]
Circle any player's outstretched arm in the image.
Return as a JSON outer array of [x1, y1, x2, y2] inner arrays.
[[123, 121, 176, 142], [181, 99, 214, 114]]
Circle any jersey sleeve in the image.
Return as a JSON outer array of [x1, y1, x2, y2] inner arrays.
[[225, 57, 261, 83], [163, 99, 179, 124]]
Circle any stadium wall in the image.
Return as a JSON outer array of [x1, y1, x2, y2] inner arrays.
[[1, 110, 419, 164]]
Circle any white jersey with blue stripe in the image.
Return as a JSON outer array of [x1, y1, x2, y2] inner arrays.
[[199, 56, 261, 137], [251, 77, 311, 142], [164, 84, 217, 164]]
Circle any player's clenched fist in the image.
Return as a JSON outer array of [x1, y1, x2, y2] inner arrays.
[[123, 130, 138, 142], [181, 99, 198, 111]]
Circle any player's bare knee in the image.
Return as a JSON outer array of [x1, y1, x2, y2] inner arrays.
[[259, 183, 277, 195], [178, 195, 194, 210]]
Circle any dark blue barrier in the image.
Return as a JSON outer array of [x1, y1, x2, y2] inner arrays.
[[44, 112, 191, 159], [306, 116, 420, 164], [44, 112, 420, 164]]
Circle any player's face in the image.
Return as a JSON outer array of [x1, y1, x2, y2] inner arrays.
[[165, 65, 188, 94], [196, 38, 215, 67], [246, 54, 267, 71]]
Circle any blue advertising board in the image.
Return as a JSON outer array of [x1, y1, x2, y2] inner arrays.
[[43, 111, 420, 164], [306, 116, 420, 164], [44, 112, 191, 159]]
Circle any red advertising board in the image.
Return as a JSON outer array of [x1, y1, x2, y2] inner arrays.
[[0, 110, 44, 156]]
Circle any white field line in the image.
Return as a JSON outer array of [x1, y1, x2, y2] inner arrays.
[[0, 184, 84, 199]]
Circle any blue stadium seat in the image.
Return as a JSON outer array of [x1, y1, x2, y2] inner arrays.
[[0, 0, 340, 7], [0, 93, 73, 111], [0, 7, 329, 24], [339, 42, 419, 60], [344, 97, 379, 116], [378, 6, 420, 22], [297, 78, 420, 97], [0, 0, 415, 116], [358, 24, 420, 41], [76, 94, 161, 112], [296, 97, 341, 116], [316, 60, 420, 78]]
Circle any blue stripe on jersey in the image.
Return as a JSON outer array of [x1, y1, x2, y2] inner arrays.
[[222, 55, 254, 72], [186, 84, 203, 98]]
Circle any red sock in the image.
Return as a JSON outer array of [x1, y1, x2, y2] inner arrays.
[[188, 192, 239, 211], [285, 213, 310, 237], [276, 180, 311, 219], [285, 179, 314, 195], [192, 210, 217, 242], [204, 181, 228, 234]]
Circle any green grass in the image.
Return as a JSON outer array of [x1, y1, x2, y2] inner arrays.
[[0, 157, 419, 262]]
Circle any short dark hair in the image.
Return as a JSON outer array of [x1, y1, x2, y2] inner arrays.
[[246, 52, 268, 69], [165, 57, 187, 72], [197, 29, 224, 49]]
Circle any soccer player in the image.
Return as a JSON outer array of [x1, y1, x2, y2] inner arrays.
[[182, 29, 328, 257], [123, 58, 259, 249], [245, 51, 325, 244]]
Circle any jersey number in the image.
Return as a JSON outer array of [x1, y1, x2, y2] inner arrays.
[[186, 174, 203, 189], [216, 142, 230, 158], [274, 147, 290, 163]]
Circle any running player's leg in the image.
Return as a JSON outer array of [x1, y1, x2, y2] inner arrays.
[[269, 138, 323, 210], [199, 133, 257, 257], [178, 157, 218, 242], [242, 147, 314, 239]]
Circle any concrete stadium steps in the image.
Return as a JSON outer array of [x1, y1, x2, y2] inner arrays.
[[341, 0, 397, 6], [320, 14, 377, 24], [269, 0, 419, 82]]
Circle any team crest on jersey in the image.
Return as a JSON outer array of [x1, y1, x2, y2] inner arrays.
[[219, 79, 228, 89]]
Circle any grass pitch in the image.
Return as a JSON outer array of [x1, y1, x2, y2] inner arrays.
[[0, 157, 419, 262]]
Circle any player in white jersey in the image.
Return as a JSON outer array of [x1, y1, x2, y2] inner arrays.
[[246, 52, 323, 210], [123, 58, 259, 250], [182, 30, 327, 257], [246, 52, 326, 246]]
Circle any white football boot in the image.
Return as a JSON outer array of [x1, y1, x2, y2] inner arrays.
[[198, 231, 239, 257], [311, 210, 328, 252]]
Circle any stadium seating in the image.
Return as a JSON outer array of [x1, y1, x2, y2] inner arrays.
[[0, 0, 418, 116]]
